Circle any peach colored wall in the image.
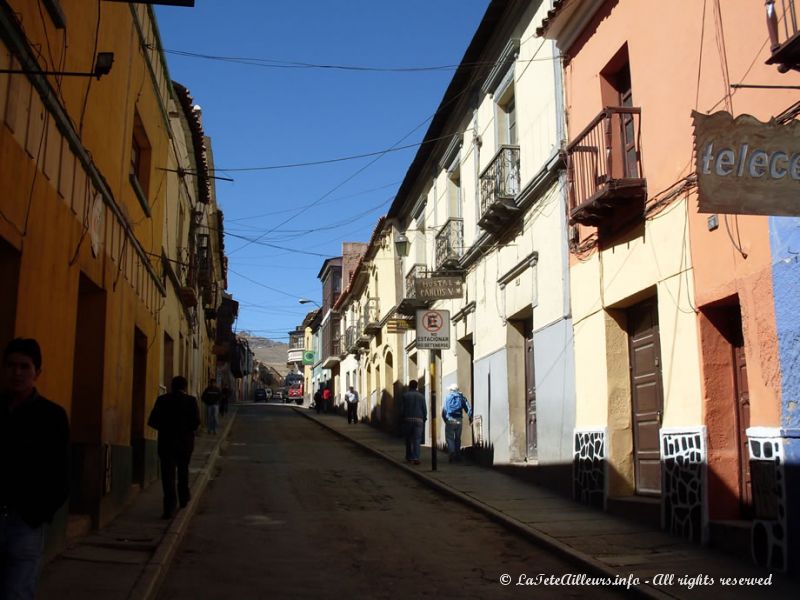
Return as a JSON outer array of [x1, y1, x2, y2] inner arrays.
[[563, 0, 793, 429]]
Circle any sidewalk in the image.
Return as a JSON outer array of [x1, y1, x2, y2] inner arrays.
[[37, 408, 237, 600], [298, 408, 799, 600]]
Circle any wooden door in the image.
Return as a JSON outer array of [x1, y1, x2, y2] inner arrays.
[[628, 300, 664, 496], [617, 68, 638, 179]]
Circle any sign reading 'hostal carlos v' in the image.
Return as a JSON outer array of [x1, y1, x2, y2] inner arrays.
[[692, 110, 800, 217]]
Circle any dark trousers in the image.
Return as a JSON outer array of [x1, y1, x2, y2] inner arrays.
[[347, 402, 358, 423], [315, 399, 322, 414], [403, 419, 424, 461], [0, 510, 44, 599], [160, 454, 190, 515]]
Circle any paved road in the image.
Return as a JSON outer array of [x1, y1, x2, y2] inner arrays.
[[157, 405, 625, 599]]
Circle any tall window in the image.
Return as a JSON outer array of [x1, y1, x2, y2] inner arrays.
[[447, 161, 462, 219], [498, 90, 517, 146], [130, 110, 152, 213]]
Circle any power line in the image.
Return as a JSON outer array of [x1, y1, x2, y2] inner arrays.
[[156, 47, 557, 74], [226, 180, 400, 222], [228, 267, 320, 299], [210, 132, 459, 172]]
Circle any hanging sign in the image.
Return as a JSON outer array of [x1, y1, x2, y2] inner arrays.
[[415, 276, 463, 300], [415, 309, 450, 350], [302, 350, 315, 365], [692, 110, 800, 216]]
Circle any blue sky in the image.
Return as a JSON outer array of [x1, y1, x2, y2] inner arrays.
[[155, 0, 490, 341]]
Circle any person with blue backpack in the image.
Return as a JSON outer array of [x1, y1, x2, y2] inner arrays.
[[442, 383, 473, 463]]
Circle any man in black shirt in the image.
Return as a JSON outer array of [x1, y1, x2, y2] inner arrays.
[[0, 338, 70, 599], [148, 376, 200, 519]]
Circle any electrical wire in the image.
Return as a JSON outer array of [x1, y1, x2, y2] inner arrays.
[[155, 47, 558, 74], [226, 180, 400, 222], [209, 133, 460, 172]]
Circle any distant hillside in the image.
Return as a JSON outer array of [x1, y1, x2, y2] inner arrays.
[[239, 332, 289, 376]]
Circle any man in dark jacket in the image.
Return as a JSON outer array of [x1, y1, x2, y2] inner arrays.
[[400, 380, 427, 465], [148, 376, 200, 519], [0, 338, 70, 599]]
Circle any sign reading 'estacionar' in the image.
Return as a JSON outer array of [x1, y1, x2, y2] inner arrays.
[[692, 110, 800, 217], [415, 309, 450, 350]]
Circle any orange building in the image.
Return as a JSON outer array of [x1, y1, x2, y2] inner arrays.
[[539, 0, 800, 572], [0, 0, 223, 556]]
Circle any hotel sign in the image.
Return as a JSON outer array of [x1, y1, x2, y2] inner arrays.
[[414, 276, 463, 300], [693, 110, 800, 216]]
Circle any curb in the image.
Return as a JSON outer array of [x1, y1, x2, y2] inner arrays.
[[129, 407, 238, 600], [295, 407, 674, 600]]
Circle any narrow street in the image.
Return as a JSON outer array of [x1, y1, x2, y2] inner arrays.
[[156, 405, 623, 599]]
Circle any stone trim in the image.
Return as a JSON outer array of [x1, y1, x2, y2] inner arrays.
[[660, 427, 707, 544]]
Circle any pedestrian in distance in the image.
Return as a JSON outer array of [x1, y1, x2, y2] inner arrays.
[[147, 376, 200, 519], [201, 380, 221, 434], [400, 380, 426, 465], [314, 387, 323, 414], [442, 383, 473, 463], [0, 338, 70, 600], [220, 385, 231, 417], [322, 385, 332, 414], [345, 385, 359, 424]]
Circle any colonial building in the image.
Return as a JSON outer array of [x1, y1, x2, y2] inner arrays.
[[538, 0, 800, 572], [0, 0, 228, 554], [383, 0, 576, 490]]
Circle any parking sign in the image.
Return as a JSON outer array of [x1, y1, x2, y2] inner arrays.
[[415, 309, 450, 349]]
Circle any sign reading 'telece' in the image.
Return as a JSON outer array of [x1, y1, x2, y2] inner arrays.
[[692, 110, 800, 217]]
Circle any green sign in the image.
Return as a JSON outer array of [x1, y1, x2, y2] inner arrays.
[[302, 350, 315, 365]]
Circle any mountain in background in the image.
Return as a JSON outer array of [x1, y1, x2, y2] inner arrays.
[[238, 332, 289, 376]]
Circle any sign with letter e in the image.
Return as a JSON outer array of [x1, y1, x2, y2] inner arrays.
[[415, 309, 450, 350]]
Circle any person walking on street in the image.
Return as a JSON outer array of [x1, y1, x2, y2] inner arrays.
[[0, 338, 70, 600], [314, 387, 323, 414], [345, 386, 359, 424], [201, 380, 221, 434], [442, 383, 473, 463], [400, 380, 426, 465], [148, 376, 200, 519], [322, 385, 332, 414]]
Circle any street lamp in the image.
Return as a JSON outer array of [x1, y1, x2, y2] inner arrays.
[[394, 231, 409, 257], [298, 298, 320, 307]]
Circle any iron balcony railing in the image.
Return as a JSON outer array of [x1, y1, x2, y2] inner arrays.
[[435, 217, 464, 270], [479, 145, 520, 220], [345, 325, 357, 351], [767, 0, 800, 71], [363, 297, 380, 333], [566, 106, 645, 223], [404, 263, 428, 299]]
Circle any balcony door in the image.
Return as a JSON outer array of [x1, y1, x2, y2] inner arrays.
[[615, 67, 638, 179]]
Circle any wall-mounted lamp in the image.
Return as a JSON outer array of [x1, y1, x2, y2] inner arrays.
[[0, 52, 115, 80], [298, 298, 321, 308], [394, 231, 409, 257]]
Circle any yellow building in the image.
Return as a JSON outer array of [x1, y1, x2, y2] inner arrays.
[[0, 1, 223, 553]]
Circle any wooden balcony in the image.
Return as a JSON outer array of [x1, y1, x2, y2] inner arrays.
[[478, 145, 521, 233], [435, 218, 464, 270], [766, 0, 800, 72], [321, 337, 341, 369], [567, 106, 646, 227]]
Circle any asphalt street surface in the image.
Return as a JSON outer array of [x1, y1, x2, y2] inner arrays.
[[157, 405, 625, 599]]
